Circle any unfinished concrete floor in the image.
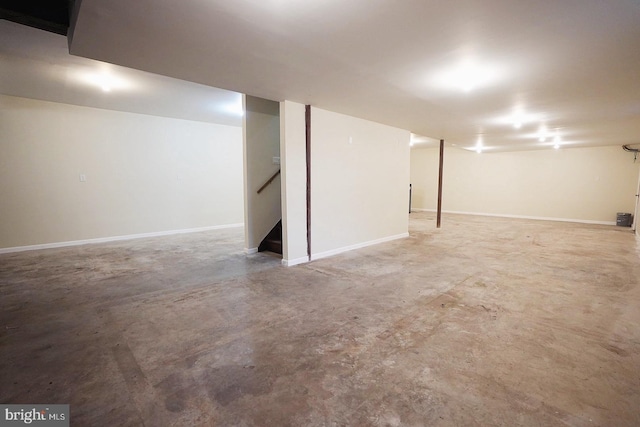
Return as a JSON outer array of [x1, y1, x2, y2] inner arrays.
[[1, 213, 640, 426]]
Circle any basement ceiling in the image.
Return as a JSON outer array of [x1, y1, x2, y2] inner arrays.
[[0, 20, 243, 126], [66, 0, 640, 152], [2, 1, 640, 151]]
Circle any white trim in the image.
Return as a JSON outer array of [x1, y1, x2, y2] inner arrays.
[[282, 256, 309, 267], [312, 233, 409, 261], [0, 223, 244, 254], [633, 168, 640, 233], [410, 208, 615, 226], [244, 247, 259, 254]]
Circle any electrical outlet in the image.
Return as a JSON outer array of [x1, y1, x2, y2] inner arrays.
[[79, 174, 87, 182]]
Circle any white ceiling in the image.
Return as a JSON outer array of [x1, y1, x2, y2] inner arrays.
[[67, 0, 640, 152], [0, 20, 243, 127], [3, 1, 640, 151]]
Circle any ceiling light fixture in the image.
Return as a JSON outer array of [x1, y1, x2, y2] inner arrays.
[[432, 60, 503, 93], [475, 135, 483, 153], [538, 124, 549, 142], [509, 108, 539, 129], [409, 134, 440, 147], [76, 69, 131, 93], [513, 116, 522, 129]]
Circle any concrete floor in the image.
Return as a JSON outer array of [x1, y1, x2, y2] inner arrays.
[[1, 212, 640, 426]]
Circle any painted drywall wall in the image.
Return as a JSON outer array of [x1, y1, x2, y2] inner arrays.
[[410, 145, 638, 223], [242, 95, 281, 251], [311, 107, 410, 258], [0, 94, 244, 250], [280, 101, 308, 266], [410, 145, 440, 212]]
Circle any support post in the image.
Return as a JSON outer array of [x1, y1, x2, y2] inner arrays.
[[437, 139, 444, 228], [305, 105, 311, 258]]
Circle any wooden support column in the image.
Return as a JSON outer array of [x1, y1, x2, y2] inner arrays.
[[305, 105, 311, 258], [437, 139, 444, 228]]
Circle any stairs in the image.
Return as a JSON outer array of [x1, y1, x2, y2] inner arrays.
[[258, 220, 282, 255]]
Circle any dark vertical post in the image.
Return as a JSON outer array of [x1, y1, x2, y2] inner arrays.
[[305, 105, 311, 259], [437, 139, 444, 228], [409, 183, 412, 214]]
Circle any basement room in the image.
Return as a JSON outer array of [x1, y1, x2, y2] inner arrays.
[[1, 1, 640, 425]]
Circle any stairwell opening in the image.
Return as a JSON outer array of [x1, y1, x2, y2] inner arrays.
[[242, 95, 282, 257]]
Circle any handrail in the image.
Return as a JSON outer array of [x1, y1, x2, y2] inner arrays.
[[257, 169, 281, 194]]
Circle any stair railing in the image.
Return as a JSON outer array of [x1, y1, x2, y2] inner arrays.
[[257, 169, 281, 194]]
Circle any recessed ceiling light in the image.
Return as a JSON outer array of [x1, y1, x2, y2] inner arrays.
[[409, 134, 440, 147], [509, 108, 540, 129], [475, 135, 483, 153], [75, 69, 131, 93], [494, 107, 541, 129], [538, 123, 551, 142], [538, 124, 549, 142], [431, 60, 504, 93], [553, 131, 562, 149]]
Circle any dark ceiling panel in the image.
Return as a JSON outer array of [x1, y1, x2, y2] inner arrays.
[[0, 0, 73, 35]]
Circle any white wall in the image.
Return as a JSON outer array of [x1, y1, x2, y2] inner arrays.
[[311, 107, 410, 258], [242, 95, 281, 252], [280, 101, 308, 266], [0, 94, 244, 250], [410, 145, 639, 223], [410, 145, 440, 211]]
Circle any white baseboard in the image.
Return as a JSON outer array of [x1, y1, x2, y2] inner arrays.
[[0, 223, 244, 254], [410, 209, 616, 226], [312, 232, 409, 261], [282, 256, 309, 267], [244, 247, 259, 255]]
